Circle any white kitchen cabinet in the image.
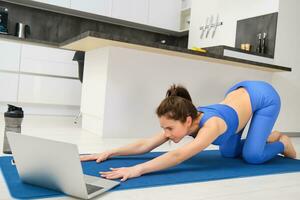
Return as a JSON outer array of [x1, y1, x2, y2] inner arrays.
[[18, 74, 81, 106], [0, 72, 19, 103], [148, 0, 181, 30], [111, 0, 149, 24], [32, 0, 71, 8], [70, 0, 112, 16], [0, 40, 21, 72], [21, 44, 78, 78]]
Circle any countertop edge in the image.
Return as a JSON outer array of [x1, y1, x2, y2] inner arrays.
[[60, 31, 292, 72], [0, 31, 292, 72], [205, 45, 274, 59], [0, 34, 59, 48]]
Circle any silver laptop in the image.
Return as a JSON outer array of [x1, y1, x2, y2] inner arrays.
[[6, 132, 120, 199]]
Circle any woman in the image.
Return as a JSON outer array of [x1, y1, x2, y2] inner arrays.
[[80, 80, 296, 181]]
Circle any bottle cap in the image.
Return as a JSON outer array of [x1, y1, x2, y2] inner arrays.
[[4, 104, 24, 118]]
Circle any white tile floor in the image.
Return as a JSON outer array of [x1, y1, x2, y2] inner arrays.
[[0, 115, 300, 200]]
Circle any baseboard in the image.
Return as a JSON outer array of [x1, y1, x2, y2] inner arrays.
[[282, 132, 300, 137]]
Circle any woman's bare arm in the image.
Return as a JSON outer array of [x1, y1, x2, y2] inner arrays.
[[136, 117, 224, 175], [100, 117, 226, 181], [110, 131, 169, 156], [80, 131, 168, 162]]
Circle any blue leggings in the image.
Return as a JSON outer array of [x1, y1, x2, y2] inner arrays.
[[219, 81, 284, 164]]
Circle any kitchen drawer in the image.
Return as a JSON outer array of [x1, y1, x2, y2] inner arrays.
[[0, 40, 21, 72], [22, 44, 75, 63], [18, 74, 81, 106], [0, 72, 19, 102], [21, 44, 78, 77], [20, 58, 78, 78]]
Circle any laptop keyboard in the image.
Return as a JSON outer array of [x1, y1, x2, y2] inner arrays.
[[86, 184, 104, 194]]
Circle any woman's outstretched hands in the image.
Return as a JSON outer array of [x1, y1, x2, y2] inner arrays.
[[81, 151, 143, 181], [80, 151, 112, 163], [100, 166, 142, 182]]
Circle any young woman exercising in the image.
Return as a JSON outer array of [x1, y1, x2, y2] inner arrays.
[[81, 80, 297, 181]]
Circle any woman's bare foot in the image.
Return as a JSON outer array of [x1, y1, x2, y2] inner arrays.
[[267, 130, 282, 143], [279, 134, 297, 159]]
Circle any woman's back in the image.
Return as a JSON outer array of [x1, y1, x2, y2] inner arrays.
[[220, 87, 252, 133]]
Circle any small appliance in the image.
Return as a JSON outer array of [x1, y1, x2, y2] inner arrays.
[[0, 6, 8, 34]]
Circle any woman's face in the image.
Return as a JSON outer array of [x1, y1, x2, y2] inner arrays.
[[159, 115, 192, 143]]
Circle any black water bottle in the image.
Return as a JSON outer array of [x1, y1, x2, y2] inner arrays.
[[2, 104, 24, 154]]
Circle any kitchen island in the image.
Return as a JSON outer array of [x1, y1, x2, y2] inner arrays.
[[59, 31, 290, 137]]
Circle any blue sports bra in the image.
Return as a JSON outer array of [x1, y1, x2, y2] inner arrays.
[[192, 104, 239, 145]]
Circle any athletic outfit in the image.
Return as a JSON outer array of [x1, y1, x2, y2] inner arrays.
[[194, 80, 284, 164]]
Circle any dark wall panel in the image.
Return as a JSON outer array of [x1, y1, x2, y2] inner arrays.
[[235, 12, 278, 58]]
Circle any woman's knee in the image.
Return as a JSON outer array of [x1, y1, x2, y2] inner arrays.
[[219, 137, 244, 158], [220, 147, 238, 158], [242, 150, 265, 164]]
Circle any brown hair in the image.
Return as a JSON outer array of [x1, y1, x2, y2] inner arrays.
[[156, 84, 198, 123]]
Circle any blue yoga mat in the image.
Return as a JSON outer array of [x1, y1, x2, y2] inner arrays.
[[1, 150, 300, 199]]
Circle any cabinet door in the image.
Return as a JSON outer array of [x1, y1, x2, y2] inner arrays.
[[0, 40, 21, 72], [0, 72, 19, 103], [148, 0, 181, 30], [21, 44, 78, 78], [71, 0, 112, 16], [32, 0, 71, 8], [18, 74, 81, 106], [111, 0, 149, 24]]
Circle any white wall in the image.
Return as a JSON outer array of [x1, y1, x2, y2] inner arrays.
[[272, 0, 300, 132], [101, 46, 272, 138], [188, 0, 279, 49]]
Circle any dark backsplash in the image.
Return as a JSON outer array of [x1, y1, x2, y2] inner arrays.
[[235, 12, 278, 58], [0, 1, 188, 48]]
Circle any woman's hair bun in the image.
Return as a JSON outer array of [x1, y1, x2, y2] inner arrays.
[[166, 84, 192, 102]]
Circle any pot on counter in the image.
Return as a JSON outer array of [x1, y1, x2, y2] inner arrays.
[[15, 22, 30, 39]]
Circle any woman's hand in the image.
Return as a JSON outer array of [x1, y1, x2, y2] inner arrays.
[[80, 151, 112, 163], [100, 166, 142, 181]]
